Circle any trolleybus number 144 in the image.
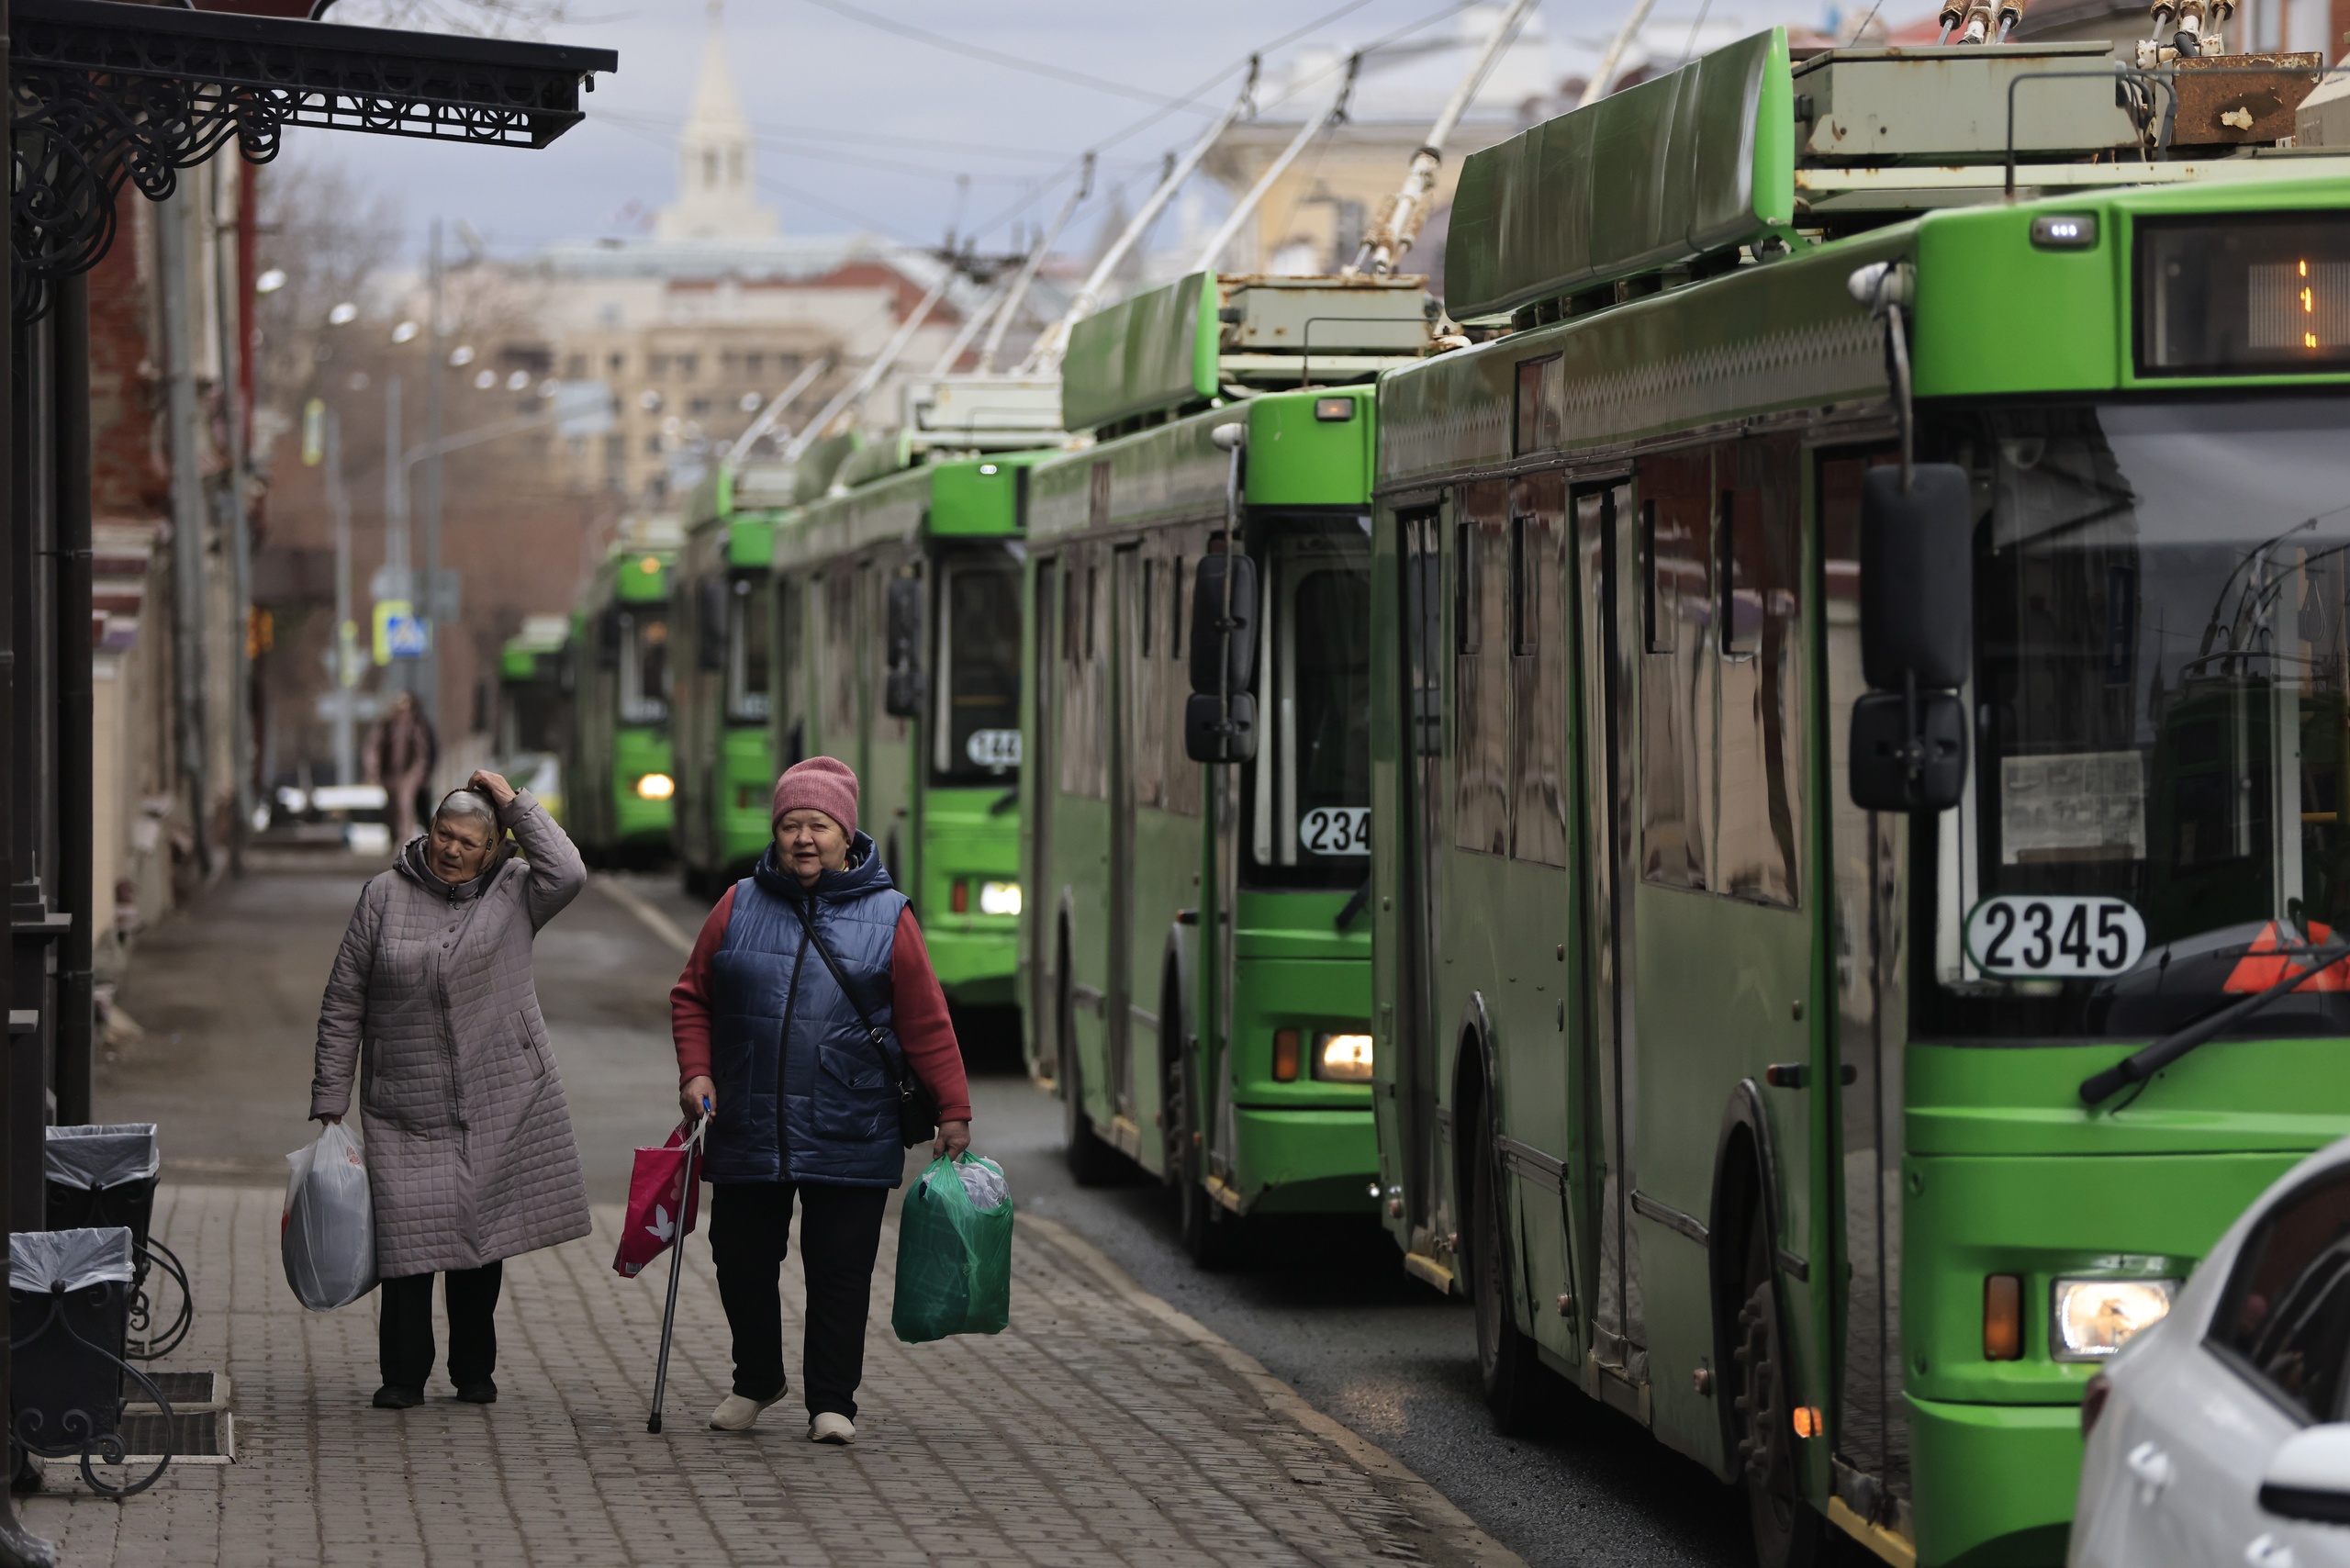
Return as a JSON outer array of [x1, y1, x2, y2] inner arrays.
[[1964, 894, 2147, 979], [1300, 807, 1371, 857]]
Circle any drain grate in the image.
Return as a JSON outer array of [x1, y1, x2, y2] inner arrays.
[[125, 1371, 227, 1413], [104, 1409, 234, 1465]]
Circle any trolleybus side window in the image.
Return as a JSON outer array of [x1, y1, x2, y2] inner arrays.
[[1057, 547, 1107, 801], [1639, 452, 1713, 888], [934, 554, 1022, 783], [1454, 481, 1510, 855], [775, 574, 806, 767], [1715, 437, 1802, 907], [1165, 538, 1204, 821], [726, 577, 769, 725], [1511, 473, 1569, 868], [821, 566, 857, 745], [1129, 548, 1166, 810]]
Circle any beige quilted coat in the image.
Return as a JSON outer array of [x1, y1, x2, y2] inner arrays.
[[310, 791, 592, 1277]]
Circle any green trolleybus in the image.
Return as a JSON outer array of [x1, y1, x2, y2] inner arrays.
[[768, 375, 1060, 1008], [565, 517, 679, 866], [1022, 271, 1431, 1258], [1365, 29, 2350, 1567], [496, 612, 571, 823], [673, 461, 790, 894]]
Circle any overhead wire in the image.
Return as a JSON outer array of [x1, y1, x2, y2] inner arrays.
[[964, 0, 1480, 246], [799, 0, 1207, 108]]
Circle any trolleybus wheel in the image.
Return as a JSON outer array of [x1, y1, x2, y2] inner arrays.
[[1732, 1217, 1825, 1568], [1058, 953, 1122, 1187], [1470, 1090, 1543, 1435]]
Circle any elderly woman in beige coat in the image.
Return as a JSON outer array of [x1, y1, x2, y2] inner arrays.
[[311, 769, 592, 1409]]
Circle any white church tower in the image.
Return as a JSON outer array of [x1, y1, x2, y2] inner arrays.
[[655, 1, 779, 241]]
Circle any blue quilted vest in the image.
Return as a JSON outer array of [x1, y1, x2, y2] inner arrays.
[[702, 834, 910, 1187]]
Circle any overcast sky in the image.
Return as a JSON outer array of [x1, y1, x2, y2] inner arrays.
[[285, 0, 1878, 267]]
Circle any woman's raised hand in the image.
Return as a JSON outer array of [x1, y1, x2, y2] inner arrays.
[[469, 769, 517, 807], [680, 1075, 717, 1125]]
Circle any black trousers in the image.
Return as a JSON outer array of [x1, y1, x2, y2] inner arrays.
[[379, 1262, 503, 1391], [710, 1182, 888, 1419]]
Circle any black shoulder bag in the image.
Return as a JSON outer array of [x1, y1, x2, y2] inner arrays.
[[788, 901, 939, 1148]]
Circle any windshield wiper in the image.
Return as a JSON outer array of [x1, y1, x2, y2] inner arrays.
[[2078, 943, 2350, 1106], [1335, 879, 1370, 933]]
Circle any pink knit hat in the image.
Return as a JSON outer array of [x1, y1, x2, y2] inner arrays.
[[771, 756, 859, 839]]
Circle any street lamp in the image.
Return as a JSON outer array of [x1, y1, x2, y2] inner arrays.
[[256, 267, 287, 294], [327, 301, 358, 326]]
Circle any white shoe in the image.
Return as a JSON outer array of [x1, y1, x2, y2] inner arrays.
[[709, 1391, 782, 1431], [809, 1411, 856, 1445]]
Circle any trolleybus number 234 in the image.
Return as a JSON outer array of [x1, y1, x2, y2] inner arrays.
[[1299, 807, 1371, 857], [1964, 894, 2148, 979]]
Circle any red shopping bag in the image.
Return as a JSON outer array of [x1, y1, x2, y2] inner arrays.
[[613, 1121, 703, 1279]]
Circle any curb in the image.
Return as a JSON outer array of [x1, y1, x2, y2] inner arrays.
[[1019, 1211, 1532, 1568]]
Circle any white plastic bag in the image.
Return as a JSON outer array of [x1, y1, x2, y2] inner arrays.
[[282, 1122, 376, 1310]]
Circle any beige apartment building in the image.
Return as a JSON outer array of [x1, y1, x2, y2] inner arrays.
[[501, 6, 980, 507]]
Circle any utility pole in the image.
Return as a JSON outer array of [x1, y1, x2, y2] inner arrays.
[[326, 407, 357, 785], [420, 218, 446, 727], [157, 183, 212, 873]]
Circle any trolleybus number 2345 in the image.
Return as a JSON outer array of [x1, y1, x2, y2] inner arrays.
[[1964, 894, 2148, 979]]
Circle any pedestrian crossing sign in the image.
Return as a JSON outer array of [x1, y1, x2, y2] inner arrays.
[[373, 599, 428, 663]]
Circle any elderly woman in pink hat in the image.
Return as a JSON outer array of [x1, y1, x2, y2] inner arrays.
[[668, 756, 971, 1443]]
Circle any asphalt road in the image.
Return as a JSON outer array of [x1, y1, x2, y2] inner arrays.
[[101, 853, 1803, 1568]]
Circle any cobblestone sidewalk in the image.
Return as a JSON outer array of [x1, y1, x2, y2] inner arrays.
[[21, 1184, 1524, 1568]]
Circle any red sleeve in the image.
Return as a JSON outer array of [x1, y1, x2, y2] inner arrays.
[[890, 907, 972, 1125], [669, 885, 736, 1087]]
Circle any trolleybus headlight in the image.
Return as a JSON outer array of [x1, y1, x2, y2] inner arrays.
[[634, 772, 675, 801], [1314, 1032, 1375, 1083], [978, 880, 1021, 916], [2052, 1277, 2176, 1361]]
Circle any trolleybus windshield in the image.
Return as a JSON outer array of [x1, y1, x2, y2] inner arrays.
[[1245, 517, 1371, 889], [934, 553, 1022, 783], [1919, 397, 2350, 1040], [724, 580, 769, 725], [618, 610, 670, 726]]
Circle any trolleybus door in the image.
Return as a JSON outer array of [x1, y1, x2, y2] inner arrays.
[[1397, 508, 1446, 1242], [1108, 544, 1142, 1126], [1028, 556, 1059, 1081], [1572, 483, 1644, 1375], [1822, 453, 1909, 1503]]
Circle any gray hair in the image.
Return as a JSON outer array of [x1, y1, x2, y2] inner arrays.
[[431, 788, 500, 841]]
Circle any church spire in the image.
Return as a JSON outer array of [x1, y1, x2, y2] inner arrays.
[[655, 0, 778, 240]]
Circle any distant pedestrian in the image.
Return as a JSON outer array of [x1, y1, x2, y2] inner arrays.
[[364, 690, 439, 844], [670, 756, 972, 1443], [310, 770, 592, 1409]]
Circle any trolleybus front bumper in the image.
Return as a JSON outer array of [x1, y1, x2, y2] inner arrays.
[[1905, 1394, 2077, 1567]]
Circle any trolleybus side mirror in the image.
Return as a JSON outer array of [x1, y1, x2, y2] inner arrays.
[[883, 575, 924, 719], [1184, 553, 1259, 763], [598, 606, 623, 671], [1850, 463, 1973, 812]]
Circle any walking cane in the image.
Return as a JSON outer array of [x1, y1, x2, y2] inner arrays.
[[647, 1103, 707, 1434]]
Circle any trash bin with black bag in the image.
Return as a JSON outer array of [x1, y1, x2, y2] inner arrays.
[[43, 1123, 191, 1361], [9, 1227, 173, 1496]]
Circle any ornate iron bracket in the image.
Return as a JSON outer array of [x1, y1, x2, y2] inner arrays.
[[9, 0, 616, 317]]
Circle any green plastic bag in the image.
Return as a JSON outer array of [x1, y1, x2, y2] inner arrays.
[[891, 1153, 1014, 1343]]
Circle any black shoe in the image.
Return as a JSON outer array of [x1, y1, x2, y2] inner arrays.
[[454, 1381, 497, 1405], [372, 1384, 425, 1409]]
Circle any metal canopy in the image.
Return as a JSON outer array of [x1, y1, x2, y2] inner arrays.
[[11, 0, 617, 306]]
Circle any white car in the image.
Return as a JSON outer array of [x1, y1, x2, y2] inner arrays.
[[2073, 1136, 2350, 1568]]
